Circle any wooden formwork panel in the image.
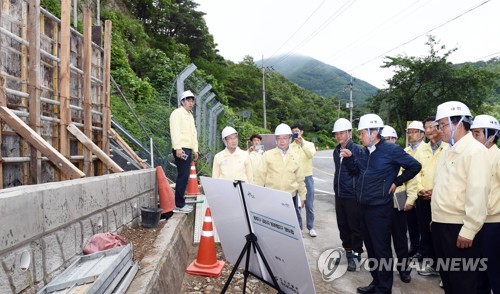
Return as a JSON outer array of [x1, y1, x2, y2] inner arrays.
[[0, 1, 110, 187]]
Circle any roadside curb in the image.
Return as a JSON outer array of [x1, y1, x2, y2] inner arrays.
[[127, 212, 194, 293]]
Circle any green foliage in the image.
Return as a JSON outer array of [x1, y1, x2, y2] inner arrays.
[[41, 0, 61, 17]]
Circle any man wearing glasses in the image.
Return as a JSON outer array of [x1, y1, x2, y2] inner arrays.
[[431, 101, 489, 293], [341, 114, 421, 293]]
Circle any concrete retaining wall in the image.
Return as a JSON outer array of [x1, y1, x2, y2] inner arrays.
[[0, 169, 157, 293]]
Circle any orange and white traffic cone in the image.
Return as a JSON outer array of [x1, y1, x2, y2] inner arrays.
[[156, 166, 175, 214], [186, 208, 225, 277], [186, 161, 200, 195]]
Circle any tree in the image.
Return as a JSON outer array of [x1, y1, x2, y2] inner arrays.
[[369, 36, 499, 134]]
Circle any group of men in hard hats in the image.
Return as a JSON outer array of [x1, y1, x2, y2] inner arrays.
[[170, 90, 498, 294], [331, 101, 498, 294]]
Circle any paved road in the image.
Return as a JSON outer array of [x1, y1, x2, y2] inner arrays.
[[300, 150, 442, 293]]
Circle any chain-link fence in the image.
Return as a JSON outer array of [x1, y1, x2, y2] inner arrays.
[[110, 64, 223, 181]]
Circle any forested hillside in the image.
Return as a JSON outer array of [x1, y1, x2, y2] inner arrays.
[[263, 55, 378, 107]]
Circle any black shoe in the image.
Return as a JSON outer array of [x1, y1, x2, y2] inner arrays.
[[400, 272, 411, 283], [408, 247, 417, 257], [411, 252, 424, 262], [356, 284, 376, 294]]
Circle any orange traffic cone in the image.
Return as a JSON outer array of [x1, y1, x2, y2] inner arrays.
[[186, 208, 225, 276], [186, 161, 200, 195], [156, 166, 175, 214]]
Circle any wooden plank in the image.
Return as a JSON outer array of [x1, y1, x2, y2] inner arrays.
[[51, 16, 60, 182], [28, 0, 42, 184], [108, 129, 148, 169], [67, 124, 123, 173], [0, 106, 85, 179], [102, 20, 112, 156], [21, 0, 30, 185], [83, 8, 93, 176], [59, 0, 71, 163]]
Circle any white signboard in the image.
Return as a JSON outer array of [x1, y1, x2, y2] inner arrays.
[[200, 177, 316, 294]]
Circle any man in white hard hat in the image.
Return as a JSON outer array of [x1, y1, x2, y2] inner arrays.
[[332, 118, 364, 271], [342, 114, 421, 294], [255, 123, 307, 227], [431, 101, 489, 293], [416, 116, 447, 277], [404, 121, 427, 261], [212, 126, 253, 183], [470, 114, 499, 294], [380, 125, 398, 143], [169, 90, 198, 213], [290, 123, 317, 237]]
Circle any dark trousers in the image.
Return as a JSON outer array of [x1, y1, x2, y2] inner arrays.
[[172, 148, 192, 208], [431, 222, 482, 294], [335, 197, 363, 253], [360, 202, 394, 293], [406, 206, 420, 252], [392, 208, 410, 274], [416, 197, 436, 264], [478, 222, 500, 294]]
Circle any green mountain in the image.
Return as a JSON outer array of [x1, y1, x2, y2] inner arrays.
[[262, 55, 378, 106]]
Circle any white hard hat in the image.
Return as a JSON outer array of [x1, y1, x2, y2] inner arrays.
[[435, 101, 472, 121], [358, 114, 384, 131], [380, 125, 398, 138], [221, 126, 238, 139], [179, 90, 195, 103], [407, 121, 425, 132], [274, 123, 292, 136], [332, 118, 352, 133], [471, 115, 500, 130]]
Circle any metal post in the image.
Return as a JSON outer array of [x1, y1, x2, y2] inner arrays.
[[150, 137, 154, 167], [176, 63, 197, 106], [262, 56, 267, 129], [196, 84, 212, 135], [349, 76, 353, 123]]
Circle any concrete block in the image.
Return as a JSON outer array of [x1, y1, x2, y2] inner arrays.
[[0, 189, 44, 252], [0, 245, 34, 293], [0, 264, 11, 293], [42, 184, 83, 232], [80, 177, 108, 216], [42, 234, 64, 275], [105, 173, 126, 206], [55, 224, 77, 262], [123, 172, 142, 199], [31, 240, 44, 283]]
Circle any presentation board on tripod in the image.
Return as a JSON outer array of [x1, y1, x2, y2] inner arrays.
[[200, 176, 316, 294]]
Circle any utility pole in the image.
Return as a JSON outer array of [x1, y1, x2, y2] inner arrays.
[[262, 55, 267, 129], [348, 76, 354, 123]]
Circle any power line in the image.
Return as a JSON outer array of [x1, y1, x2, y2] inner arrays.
[[347, 0, 492, 73], [273, 0, 357, 67], [267, 0, 328, 61], [297, 0, 431, 80], [470, 50, 500, 62]]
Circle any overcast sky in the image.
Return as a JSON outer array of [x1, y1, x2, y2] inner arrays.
[[194, 0, 499, 89]]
